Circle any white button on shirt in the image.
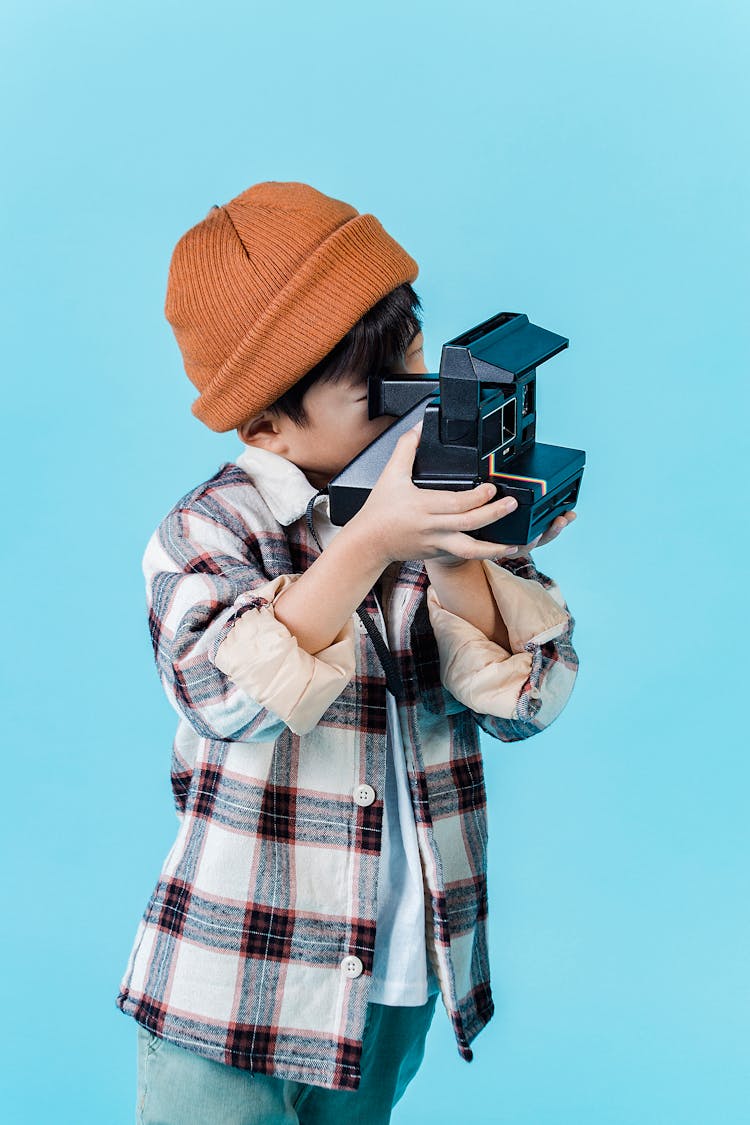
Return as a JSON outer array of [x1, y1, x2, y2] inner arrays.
[[354, 784, 376, 807], [341, 955, 363, 978]]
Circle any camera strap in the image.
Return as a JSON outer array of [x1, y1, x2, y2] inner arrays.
[[305, 490, 406, 703]]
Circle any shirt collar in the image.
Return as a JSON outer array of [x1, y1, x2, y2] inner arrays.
[[234, 445, 328, 526]]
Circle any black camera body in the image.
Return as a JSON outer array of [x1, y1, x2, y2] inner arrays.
[[327, 311, 585, 547]]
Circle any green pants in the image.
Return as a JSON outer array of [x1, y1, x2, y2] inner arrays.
[[136, 996, 438, 1125]]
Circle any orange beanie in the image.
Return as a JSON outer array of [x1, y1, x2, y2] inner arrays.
[[164, 181, 419, 432]]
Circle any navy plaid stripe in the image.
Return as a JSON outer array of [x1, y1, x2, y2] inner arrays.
[[189, 763, 222, 818], [445, 876, 489, 932], [155, 878, 192, 938], [423, 756, 487, 819], [149, 885, 358, 962]]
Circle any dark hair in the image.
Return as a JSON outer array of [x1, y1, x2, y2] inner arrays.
[[265, 282, 423, 428]]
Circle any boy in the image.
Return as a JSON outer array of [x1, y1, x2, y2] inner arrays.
[[117, 180, 578, 1124]]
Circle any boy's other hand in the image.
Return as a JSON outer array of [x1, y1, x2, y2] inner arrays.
[[350, 420, 522, 569], [522, 510, 577, 554]]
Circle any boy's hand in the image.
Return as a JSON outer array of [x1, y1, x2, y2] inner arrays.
[[430, 494, 578, 566], [350, 421, 521, 569]]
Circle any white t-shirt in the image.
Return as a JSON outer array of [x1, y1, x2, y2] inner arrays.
[[311, 498, 438, 1007], [369, 630, 440, 1006]]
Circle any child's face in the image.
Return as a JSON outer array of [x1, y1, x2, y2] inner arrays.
[[239, 332, 428, 490]]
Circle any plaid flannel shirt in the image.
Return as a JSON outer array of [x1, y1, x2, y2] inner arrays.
[[116, 452, 578, 1091]]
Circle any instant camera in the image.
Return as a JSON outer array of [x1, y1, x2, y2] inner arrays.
[[327, 311, 585, 546]]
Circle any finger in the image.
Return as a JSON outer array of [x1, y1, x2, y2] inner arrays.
[[439, 533, 519, 561], [537, 513, 574, 547], [417, 483, 484, 515], [551, 514, 574, 534], [436, 493, 518, 532], [383, 420, 425, 477], [456, 482, 516, 515], [421, 480, 515, 516], [515, 536, 541, 553]]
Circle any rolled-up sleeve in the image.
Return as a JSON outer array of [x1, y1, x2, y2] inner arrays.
[[214, 573, 356, 736], [145, 503, 354, 743], [426, 555, 578, 743]]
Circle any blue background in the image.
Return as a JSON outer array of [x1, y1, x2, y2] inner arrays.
[[2, 2, 748, 1121]]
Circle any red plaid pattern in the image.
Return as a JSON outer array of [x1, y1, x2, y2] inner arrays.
[[116, 460, 578, 1090]]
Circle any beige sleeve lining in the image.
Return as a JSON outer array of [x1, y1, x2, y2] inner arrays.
[[214, 574, 356, 736], [425, 559, 570, 719]]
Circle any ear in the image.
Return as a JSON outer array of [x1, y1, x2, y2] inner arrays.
[[237, 411, 283, 449]]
